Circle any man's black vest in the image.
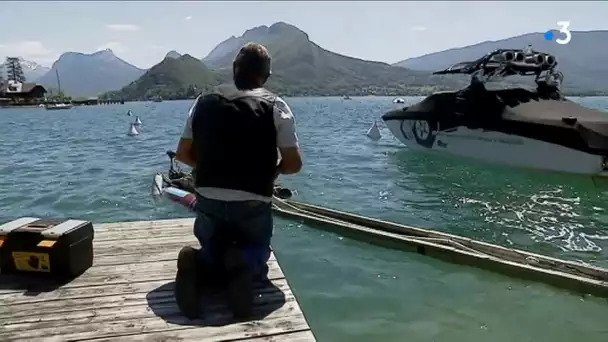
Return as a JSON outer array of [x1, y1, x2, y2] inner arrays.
[[190, 87, 278, 198]]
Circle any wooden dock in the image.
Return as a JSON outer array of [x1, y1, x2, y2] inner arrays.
[[0, 218, 316, 342]]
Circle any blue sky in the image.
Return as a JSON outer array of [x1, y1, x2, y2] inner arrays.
[[0, 1, 605, 69]]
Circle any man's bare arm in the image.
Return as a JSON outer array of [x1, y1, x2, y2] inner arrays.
[[274, 97, 302, 175], [175, 96, 199, 168], [176, 138, 196, 168], [277, 147, 302, 174]]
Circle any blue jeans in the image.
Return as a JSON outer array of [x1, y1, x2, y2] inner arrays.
[[193, 196, 273, 280]]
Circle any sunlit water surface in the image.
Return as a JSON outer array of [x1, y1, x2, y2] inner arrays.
[[1, 96, 608, 341]]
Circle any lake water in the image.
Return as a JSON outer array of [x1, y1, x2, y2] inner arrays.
[[1, 97, 608, 341]]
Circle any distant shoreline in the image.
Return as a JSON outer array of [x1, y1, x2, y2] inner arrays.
[[2, 94, 608, 109], [98, 93, 608, 102], [0, 105, 43, 109], [103, 94, 608, 102]]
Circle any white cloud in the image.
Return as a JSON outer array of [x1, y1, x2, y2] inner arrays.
[[105, 24, 141, 32], [410, 26, 427, 32], [0, 41, 58, 66], [150, 45, 166, 50], [0, 40, 57, 64], [0, 41, 52, 57], [97, 41, 127, 53], [185, 16, 192, 21]]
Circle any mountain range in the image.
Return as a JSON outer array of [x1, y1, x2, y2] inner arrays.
[[194, 22, 461, 98], [36, 49, 145, 97], [6, 23, 608, 98], [107, 54, 217, 100], [102, 22, 464, 100]]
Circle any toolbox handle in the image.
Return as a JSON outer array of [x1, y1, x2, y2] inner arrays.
[[0, 217, 39, 236], [42, 220, 89, 238]]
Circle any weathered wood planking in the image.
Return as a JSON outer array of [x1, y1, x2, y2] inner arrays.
[[0, 218, 316, 342]]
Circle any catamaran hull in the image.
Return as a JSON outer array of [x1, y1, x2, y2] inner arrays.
[[384, 118, 608, 177], [161, 186, 198, 211]]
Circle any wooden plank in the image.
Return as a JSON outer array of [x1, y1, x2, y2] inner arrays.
[[87, 326, 316, 342], [93, 243, 196, 257], [94, 227, 195, 242], [0, 259, 283, 294], [85, 314, 310, 342], [0, 278, 289, 311], [0, 306, 306, 341], [95, 218, 195, 231], [95, 219, 194, 231], [93, 236, 199, 249], [93, 250, 186, 265], [91, 240, 277, 262], [91, 237, 276, 257], [0, 282, 293, 322], [92, 249, 277, 266]]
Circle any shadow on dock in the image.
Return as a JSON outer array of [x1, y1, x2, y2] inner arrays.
[[0, 274, 74, 296], [146, 279, 286, 327]]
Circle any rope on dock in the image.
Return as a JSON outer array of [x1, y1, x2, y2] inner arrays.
[[271, 197, 608, 298]]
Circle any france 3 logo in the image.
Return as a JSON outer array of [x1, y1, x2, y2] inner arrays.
[[544, 21, 572, 45]]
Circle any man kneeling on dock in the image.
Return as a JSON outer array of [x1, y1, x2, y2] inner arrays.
[[174, 42, 303, 319]]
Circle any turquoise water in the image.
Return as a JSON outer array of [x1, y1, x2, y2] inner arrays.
[[1, 97, 608, 341]]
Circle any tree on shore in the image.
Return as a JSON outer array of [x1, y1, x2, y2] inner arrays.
[[5, 57, 26, 83]]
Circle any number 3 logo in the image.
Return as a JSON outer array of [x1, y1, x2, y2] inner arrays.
[[556, 21, 572, 45]]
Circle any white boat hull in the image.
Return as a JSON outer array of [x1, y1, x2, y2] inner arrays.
[[45, 104, 72, 110], [384, 118, 608, 177]]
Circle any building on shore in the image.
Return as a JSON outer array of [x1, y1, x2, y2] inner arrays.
[[0, 81, 47, 106]]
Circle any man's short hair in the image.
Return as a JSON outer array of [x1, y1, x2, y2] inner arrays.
[[233, 42, 272, 77]]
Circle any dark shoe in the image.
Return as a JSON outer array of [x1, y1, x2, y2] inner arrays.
[[223, 247, 254, 319], [175, 246, 201, 319]]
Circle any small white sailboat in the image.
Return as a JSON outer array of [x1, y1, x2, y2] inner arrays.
[[134, 116, 142, 126], [393, 97, 405, 104], [127, 110, 133, 116], [366, 120, 381, 141], [45, 103, 72, 110], [45, 69, 72, 110], [128, 123, 139, 136]]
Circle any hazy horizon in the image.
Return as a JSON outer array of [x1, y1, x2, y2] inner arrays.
[[0, 1, 605, 69]]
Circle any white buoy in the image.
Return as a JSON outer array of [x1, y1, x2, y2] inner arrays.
[[128, 123, 139, 136], [127, 110, 133, 116], [152, 173, 164, 197], [393, 97, 405, 104], [134, 116, 142, 126], [366, 120, 381, 141]]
